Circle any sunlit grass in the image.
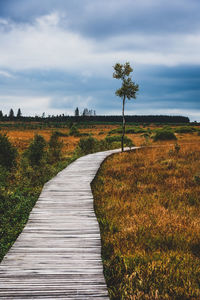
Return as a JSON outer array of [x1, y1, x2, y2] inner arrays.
[[92, 140, 200, 299]]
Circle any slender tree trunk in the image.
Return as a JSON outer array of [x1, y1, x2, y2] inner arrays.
[[121, 96, 126, 152]]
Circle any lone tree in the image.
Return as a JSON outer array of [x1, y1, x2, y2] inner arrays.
[[113, 62, 139, 152]]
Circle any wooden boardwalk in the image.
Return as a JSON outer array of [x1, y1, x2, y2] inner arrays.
[[0, 148, 137, 299]]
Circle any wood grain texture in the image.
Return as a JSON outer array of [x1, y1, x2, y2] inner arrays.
[[0, 148, 138, 299]]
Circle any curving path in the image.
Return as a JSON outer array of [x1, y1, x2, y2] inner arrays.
[[0, 148, 138, 299]]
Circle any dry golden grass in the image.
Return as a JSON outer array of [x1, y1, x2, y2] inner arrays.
[[2, 122, 200, 168], [92, 136, 200, 299], [2, 124, 145, 157], [2, 125, 117, 153]]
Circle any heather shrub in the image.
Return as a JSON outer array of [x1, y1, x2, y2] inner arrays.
[[0, 133, 17, 169], [69, 125, 80, 136], [76, 136, 99, 155], [75, 135, 134, 156], [109, 127, 146, 134], [48, 132, 63, 162], [153, 130, 177, 141], [105, 135, 134, 148], [25, 134, 47, 166], [175, 126, 196, 133], [53, 131, 68, 137]]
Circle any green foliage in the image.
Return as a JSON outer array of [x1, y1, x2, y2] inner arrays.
[[48, 132, 63, 162], [69, 124, 80, 136], [109, 126, 146, 134], [76, 137, 99, 155], [0, 158, 71, 261], [76, 135, 134, 156], [53, 131, 69, 137], [175, 126, 197, 133], [0, 135, 71, 261], [113, 62, 139, 100], [0, 133, 17, 169], [153, 130, 177, 141], [105, 135, 133, 148], [194, 173, 200, 184], [25, 134, 47, 166]]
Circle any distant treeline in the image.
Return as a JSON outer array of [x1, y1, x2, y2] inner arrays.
[[0, 114, 190, 123], [71, 115, 190, 123]]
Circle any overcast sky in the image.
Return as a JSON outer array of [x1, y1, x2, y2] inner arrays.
[[0, 0, 200, 120]]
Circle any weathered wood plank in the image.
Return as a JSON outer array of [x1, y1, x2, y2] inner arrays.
[[0, 147, 138, 299]]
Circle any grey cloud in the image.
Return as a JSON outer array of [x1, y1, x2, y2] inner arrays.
[[1, 0, 200, 38]]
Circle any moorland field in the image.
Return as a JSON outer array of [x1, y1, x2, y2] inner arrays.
[[0, 120, 200, 299]]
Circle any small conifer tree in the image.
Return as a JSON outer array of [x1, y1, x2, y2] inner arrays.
[[26, 134, 46, 166], [0, 133, 17, 169], [17, 108, 22, 118], [9, 108, 14, 118]]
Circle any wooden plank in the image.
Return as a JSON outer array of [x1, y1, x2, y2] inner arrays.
[[0, 147, 138, 299]]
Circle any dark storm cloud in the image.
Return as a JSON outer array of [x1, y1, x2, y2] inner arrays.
[[1, 0, 200, 38], [137, 65, 200, 106], [0, 65, 199, 119]]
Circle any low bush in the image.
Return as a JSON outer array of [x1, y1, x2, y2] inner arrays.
[[109, 127, 146, 135], [76, 135, 134, 156], [48, 132, 63, 162], [175, 126, 197, 133], [0, 133, 18, 169], [69, 125, 80, 136], [53, 131, 69, 137], [25, 134, 47, 166], [105, 135, 133, 148], [76, 137, 99, 155], [79, 132, 91, 137], [153, 130, 177, 141]]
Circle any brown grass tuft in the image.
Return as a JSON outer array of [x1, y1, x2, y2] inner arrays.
[[92, 141, 200, 299]]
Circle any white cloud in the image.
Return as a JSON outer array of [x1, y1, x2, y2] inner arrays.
[[0, 70, 14, 78], [0, 12, 200, 76], [0, 94, 95, 116], [49, 94, 95, 112], [0, 18, 9, 25], [35, 12, 60, 27], [0, 95, 50, 116]]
